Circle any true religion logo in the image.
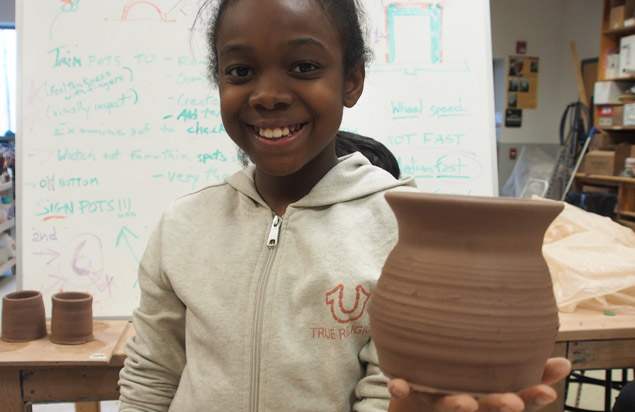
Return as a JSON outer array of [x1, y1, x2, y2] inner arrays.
[[309, 284, 371, 340], [325, 283, 370, 324]]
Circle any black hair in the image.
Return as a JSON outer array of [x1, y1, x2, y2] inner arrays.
[[335, 132, 401, 179], [203, 0, 371, 84]]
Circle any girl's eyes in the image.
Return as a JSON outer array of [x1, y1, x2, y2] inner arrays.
[[291, 61, 319, 73], [223, 61, 320, 81], [227, 65, 252, 78]]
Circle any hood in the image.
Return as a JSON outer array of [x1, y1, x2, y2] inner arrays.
[[225, 152, 416, 209]]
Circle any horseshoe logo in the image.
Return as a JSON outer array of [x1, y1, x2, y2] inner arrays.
[[325, 283, 371, 324]]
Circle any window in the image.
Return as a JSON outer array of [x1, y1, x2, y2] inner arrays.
[[0, 27, 17, 136]]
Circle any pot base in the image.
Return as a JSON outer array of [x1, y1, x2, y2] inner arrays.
[[50, 334, 94, 345], [383, 372, 486, 396]]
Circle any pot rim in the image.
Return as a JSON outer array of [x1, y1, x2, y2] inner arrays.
[[52, 291, 92, 302], [3, 290, 42, 301], [385, 190, 564, 211]]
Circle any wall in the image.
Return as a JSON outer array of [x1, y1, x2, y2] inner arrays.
[[490, 0, 602, 193], [0, 0, 15, 24], [560, 0, 604, 107], [490, 0, 601, 146]]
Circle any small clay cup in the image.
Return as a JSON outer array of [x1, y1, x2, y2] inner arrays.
[[50, 292, 94, 345], [1, 290, 47, 342]]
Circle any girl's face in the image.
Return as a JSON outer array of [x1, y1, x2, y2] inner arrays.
[[216, 0, 364, 181]]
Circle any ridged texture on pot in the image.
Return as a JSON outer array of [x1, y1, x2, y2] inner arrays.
[[51, 292, 94, 345], [369, 192, 563, 395], [1, 290, 47, 342]]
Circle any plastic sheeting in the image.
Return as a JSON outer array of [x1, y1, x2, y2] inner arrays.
[[502, 146, 555, 198], [540, 197, 635, 314]]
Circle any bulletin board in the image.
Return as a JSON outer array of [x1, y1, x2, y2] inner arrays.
[[16, 0, 497, 317]]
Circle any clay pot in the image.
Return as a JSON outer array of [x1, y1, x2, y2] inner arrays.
[[369, 191, 563, 395], [50, 292, 94, 345], [1, 290, 47, 342]]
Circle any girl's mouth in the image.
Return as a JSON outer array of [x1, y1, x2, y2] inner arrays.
[[251, 123, 305, 139]]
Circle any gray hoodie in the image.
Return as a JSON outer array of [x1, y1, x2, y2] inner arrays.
[[119, 152, 417, 411]]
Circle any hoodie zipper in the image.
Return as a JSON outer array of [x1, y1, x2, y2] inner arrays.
[[249, 214, 282, 412]]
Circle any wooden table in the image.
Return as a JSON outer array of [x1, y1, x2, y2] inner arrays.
[[0, 320, 132, 412], [543, 310, 635, 412], [0, 312, 633, 411]]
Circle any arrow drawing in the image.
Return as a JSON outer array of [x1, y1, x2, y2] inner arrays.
[[33, 248, 61, 265]]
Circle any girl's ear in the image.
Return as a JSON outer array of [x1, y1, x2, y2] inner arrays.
[[343, 64, 365, 108]]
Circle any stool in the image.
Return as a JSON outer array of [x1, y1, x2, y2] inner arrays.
[[564, 369, 633, 412]]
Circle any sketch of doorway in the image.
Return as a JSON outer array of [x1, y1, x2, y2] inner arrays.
[[386, 3, 442, 65]]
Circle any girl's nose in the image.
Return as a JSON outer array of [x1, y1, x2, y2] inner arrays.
[[248, 73, 293, 110]]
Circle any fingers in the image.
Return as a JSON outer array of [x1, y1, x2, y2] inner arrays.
[[475, 359, 571, 412], [387, 357, 572, 412], [477, 392, 525, 412], [388, 378, 411, 399], [435, 394, 479, 412], [541, 357, 572, 386], [388, 379, 479, 412], [517, 384, 558, 412]]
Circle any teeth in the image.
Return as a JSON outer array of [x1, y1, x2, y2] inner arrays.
[[258, 125, 297, 139]]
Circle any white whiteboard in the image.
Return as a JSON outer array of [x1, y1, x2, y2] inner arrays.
[[17, 0, 497, 317]]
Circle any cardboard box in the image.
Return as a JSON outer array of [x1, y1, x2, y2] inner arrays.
[[610, 5, 626, 29], [626, 0, 635, 18], [590, 131, 629, 149], [589, 131, 619, 150], [614, 143, 635, 175], [625, 103, 635, 125], [606, 53, 621, 79], [594, 81, 629, 103], [619, 34, 635, 77], [582, 150, 615, 175], [596, 104, 624, 127]]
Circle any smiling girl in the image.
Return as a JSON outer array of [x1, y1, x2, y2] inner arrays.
[[117, 1, 570, 411]]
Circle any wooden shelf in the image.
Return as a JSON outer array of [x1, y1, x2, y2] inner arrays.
[[594, 1, 635, 230], [601, 77, 635, 82], [574, 173, 635, 185], [617, 218, 635, 230], [595, 101, 635, 106], [0, 219, 15, 233], [0, 257, 16, 276], [0, 177, 15, 275], [574, 172, 635, 229], [599, 126, 635, 131], [596, 126, 635, 133], [599, 75, 635, 81], [603, 24, 635, 36], [0, 181, 12, 192]]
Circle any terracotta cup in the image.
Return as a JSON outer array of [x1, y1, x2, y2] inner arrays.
[[50, 292, 94, 345], [1, 290, 47, 342], [369, 191, 563, 395]]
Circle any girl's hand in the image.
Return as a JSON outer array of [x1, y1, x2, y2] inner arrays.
[[387, 357, 572, 412]]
